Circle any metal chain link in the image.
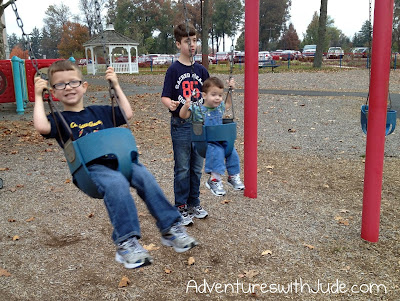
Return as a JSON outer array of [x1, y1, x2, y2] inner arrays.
[[11, 0, 43, 78], [94, 0, 130, 127]]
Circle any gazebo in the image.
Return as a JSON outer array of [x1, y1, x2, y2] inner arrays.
[[83, 24, 139, 75]]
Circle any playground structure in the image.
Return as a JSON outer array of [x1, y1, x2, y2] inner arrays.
[[0, 57, 61, 114]]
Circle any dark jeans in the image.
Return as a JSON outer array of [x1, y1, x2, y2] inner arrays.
[[170, 116, 204, 208]]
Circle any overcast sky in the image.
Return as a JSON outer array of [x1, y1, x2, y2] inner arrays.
[[4, 0, 375, 43]]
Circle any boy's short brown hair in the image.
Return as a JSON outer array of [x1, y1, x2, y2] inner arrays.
[[47, 60, 82, 85], [203, 77, 224, 93], [174, 23, 196, 43]]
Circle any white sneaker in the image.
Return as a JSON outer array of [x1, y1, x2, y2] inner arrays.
[[115, 237, 153, 269], [161, 223, 198, 253], [188, 205, 208, 219], [178, 205, 194, 226], [227, 174, 245, 190], [205, 177, 226, 196]]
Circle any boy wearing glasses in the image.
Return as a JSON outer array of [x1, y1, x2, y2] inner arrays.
[[33, 60, 198, 270]]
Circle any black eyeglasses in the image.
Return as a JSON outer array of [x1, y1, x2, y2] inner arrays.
[[52, 80, 82, 90]]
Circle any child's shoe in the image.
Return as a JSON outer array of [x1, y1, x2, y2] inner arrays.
[[178, 204, 194, 226], [205, 177, 226, 196], [115, 236, 153, 269], [188, 205, 208, 219], [161, 223, 198, 253], [227, 174, 245, 190]]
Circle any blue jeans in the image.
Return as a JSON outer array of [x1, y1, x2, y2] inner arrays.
[[170, 116, 204, 208], [87, 161, 181, 245], [204, 142, 241, 176]]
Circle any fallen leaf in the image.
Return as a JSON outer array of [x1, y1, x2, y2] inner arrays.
[[164, 268, 172, 274], [303, 244, 314, 250], [238, 273, 245, 278], [220, 199, 231, 204], [118, 276, 130, 288], [334, 216, 343, 221], [188, 257, 195, 265], [261, 250, 272, 256], [204, 268, 209, 273], [288, 128, 296, 133], [0, 268, 11, 277], [25, 217, 35, 222], [87, 213, 94, 218], [143, 243, 160, 251], [65, 179, 71, 184], [243, 270, 259, 278], [138, 212, 148, 217], [0, 167, 9, 171], [339, 219, 350, 226], [266, 165, 274, 169], [12, 235, 20, 241]]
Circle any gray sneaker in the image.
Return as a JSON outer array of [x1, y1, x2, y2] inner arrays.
[[115, 236, 153, 269], [188, 205, 208, 219], [205, 177, 226, 196], [227, 174, 245, 190], [161, 223, 198, 253], [178, 205, 194, 226]]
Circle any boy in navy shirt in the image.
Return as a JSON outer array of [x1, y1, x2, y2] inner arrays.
[[161, 23, 209, 225]]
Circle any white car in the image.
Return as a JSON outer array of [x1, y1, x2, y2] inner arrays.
[[258, 51, 273, 67], [327, 47, 344, 59]]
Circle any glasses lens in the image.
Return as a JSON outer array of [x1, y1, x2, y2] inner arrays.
[[53, 83, 66, 90], [69, 80, 82, 88]]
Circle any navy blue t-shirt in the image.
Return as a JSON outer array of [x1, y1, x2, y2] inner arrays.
[[161, 61, 209, 117], [44, 105, 125, 148]]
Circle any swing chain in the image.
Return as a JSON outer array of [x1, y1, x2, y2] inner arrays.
[[94, 0, 131, 128], [10, 0, 43, 79]]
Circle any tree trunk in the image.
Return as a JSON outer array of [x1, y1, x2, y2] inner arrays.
[[0, 0, 16, 60], [201, 0, 209, 69], [313, 0, 328, 68]]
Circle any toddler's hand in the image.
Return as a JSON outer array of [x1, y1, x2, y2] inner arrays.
[[227, 78, 236, 90], [169, 100, 180, 111]]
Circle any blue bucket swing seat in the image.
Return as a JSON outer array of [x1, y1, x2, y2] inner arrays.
[[63, 128, 138, 199], [192, 119, 237, 158], [360, 104, 397, 136]]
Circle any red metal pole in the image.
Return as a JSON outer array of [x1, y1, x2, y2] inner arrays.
[[243, 0, 259, 198], [361, 0, 394, 242]]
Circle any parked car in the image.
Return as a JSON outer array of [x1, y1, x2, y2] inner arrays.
[[327, 47, 344, 59], [352, 47, 369, 58], [280, 50, 298, 61], [78, 59, 87, 65], [270, 49, 283, 60], [258, 51, 273, 67], [152, 54, 173, 65], [234, 51, 245, 63], [214, 51, 230, 63], [302, 44, 317, 60]]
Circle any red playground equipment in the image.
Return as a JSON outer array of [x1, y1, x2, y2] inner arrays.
[[0, 58, 61, 114]]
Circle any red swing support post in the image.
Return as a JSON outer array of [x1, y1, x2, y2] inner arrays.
[[361, 0, 394, 242], [243, 0, 259, 198]]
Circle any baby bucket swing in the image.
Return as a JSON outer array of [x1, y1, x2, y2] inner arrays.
[[182, 0, 237, 158], [360, 0, 396, 136], [11, 0, 138, 199]]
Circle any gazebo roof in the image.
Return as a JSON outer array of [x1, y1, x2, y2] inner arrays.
[[83, 24, 139, 47]]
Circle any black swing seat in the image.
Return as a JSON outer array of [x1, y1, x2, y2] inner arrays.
[[361, 105, 397, 136], [191, 121, 237, 158], [63, 128, 138, 199]]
